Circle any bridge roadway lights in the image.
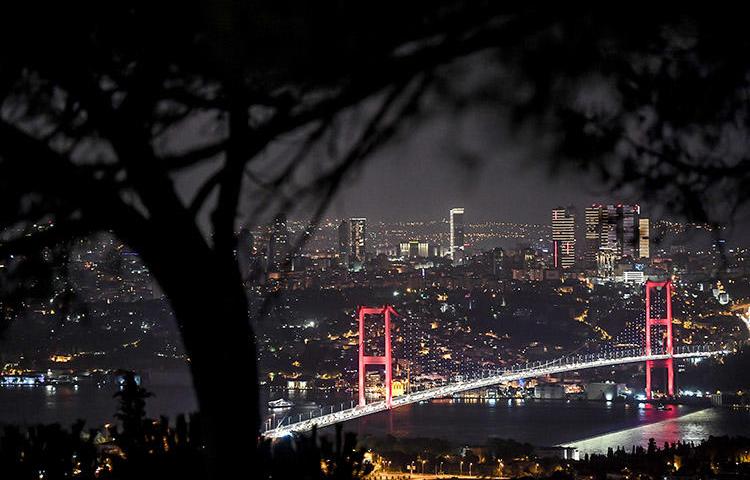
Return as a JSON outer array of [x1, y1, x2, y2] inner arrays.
[[645, 280, 675, 399], [358, 305, 397, 409], [262, 348, 723, 438]]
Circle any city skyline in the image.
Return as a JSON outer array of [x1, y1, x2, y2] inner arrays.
[[2, 5, 750, 479]]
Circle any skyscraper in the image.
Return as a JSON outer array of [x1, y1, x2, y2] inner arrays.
[[268, 213, 290, 272], [620, 204, 639, 259], [591, 204, 642, 259], [349, 217, 367, 266], [584, 205, 608, 269], [449, 208, 465, 260], [639, 218, 650, 259], [337, 220, 349, 265], [552, 206, 576, 269]]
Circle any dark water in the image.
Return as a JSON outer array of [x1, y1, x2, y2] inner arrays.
[[563, 407, 750, 454], [0, 384, 198, 427], [2, 385, 748, 454], [316, 398, 750, 453]]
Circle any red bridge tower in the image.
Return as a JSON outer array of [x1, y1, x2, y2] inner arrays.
[[358, 305, 396, 408], [645, 279, 674, 399]]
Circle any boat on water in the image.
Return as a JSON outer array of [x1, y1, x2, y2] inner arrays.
[[268, 398, 295, 409]]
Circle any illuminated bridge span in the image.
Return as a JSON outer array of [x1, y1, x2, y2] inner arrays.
[[263, 279, 730, 438], [263, 345, 725, 438]]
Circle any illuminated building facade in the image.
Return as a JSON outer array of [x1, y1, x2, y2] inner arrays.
[[587, 204, 647, 274], [551, 206, 576, 269], [620, 204, 640, 259], [639, 218, 650, 258], [449, 208, 465, 262], [268, 213, 290, 272], [584, 205, 608, 269], [349, 217, 367, 268]]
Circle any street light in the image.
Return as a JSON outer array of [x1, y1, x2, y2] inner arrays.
[[469, 462, 473, 476], [421, 459, 426, 474], [460, 461, 463, 475]]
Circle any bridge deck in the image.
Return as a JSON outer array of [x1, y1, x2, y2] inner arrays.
[[263, 348, 726, 438]]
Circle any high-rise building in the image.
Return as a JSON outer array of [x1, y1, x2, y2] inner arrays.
[[639, 218, 650, 259], [584, 205, 608, 269], [604, 204, 619, 254], [589, 204, 642, 260], [337, 220, 349, 264], [601, 204, 640, 259], [552, 206, 576, 269], [268, 213, 290, 272], [449, 208, 465, 260], [349, 217, 367, 266], [620, 204, 639, 259]]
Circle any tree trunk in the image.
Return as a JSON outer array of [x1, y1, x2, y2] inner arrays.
[[131, 222, 259, 479], [172, 282, 258, 479]]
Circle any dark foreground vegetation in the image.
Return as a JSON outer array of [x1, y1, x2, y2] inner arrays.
[[0, 374, 372, 479]]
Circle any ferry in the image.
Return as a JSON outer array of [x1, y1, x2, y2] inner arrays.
[[268, 398, 295, 409]]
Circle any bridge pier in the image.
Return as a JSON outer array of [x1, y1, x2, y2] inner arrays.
[[645, 280, 675, 399], [358, 305, 396, 408]]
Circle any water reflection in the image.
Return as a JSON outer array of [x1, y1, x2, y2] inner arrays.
[[564, 408, 750, 455]]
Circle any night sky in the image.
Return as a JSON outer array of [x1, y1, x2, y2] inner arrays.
[[330, 108, 750, 244], [331, 112, 604, 224]]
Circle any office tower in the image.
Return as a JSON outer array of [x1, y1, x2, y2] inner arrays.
[[552, 206, 576, 269], [604, 204, 620, 254], [595, 204, 641, 260], [639, 218, 650, 259], [584, 205, 608, 269], [349, 217, 367, 265], [337, 220, 349, 264], [449, 208, 465, 260], [268, 213, 290, 272], [620, 204, 639, 259]]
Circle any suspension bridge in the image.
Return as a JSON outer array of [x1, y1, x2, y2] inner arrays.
[[263, 280, 729, 438]]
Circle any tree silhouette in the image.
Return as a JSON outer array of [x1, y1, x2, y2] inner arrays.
[[113, 372, 153, 460], [0, 2, 497, 476], [2, 3, 750, 478]]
